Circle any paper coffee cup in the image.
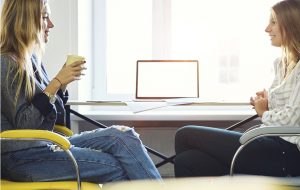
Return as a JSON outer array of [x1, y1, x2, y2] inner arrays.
[[66, 55, 85, 66]]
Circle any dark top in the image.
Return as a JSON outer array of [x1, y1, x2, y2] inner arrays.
[[1, 54, 68, 153]]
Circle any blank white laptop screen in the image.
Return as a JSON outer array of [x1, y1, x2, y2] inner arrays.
[[136, 60, 199, 99]]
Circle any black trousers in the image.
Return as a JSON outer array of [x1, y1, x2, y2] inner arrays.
[[174, 125, 300, 177]]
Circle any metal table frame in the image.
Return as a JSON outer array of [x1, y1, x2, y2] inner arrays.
[[65, 104, 175, 168], [65, 102, 258, 168]]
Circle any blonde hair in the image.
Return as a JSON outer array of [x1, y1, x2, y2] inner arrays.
[[272, 0, 300, 77], [0, 0, 46, 106]]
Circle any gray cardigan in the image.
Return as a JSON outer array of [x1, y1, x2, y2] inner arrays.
[[1, 54, 68, 153]]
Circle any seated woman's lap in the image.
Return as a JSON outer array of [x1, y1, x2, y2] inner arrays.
[[174, 125, 299, 177], [175, 125, 242, 163], [1, 146, 127, 183]]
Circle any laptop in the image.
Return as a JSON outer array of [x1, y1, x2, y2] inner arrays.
[[135, 60, 199, 101]]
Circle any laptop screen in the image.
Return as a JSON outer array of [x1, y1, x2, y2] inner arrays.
[[136, 60, 199, 99]]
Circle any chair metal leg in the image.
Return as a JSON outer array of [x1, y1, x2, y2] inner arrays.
[[230, 133, 300, 176], [2, 137, 82, 190], [230, 144, 245, 176], [66, 150, 82, 190], [230, 136, 264, 176]]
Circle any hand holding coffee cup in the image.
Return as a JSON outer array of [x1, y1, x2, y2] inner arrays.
[[66, 55, 85, 66], [65, 55, 86, 78], [54, 55, 86, 86]]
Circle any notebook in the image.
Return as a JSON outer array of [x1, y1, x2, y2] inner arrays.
[[135, 60, 199, 101]]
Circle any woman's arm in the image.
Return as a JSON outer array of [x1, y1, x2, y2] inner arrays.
[[1, 56, 56, 130], [262, 70, 300, 127]]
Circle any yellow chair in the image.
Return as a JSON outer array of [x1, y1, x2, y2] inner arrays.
[[0, 125, 102, 190]]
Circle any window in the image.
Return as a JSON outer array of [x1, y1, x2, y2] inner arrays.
[[91, 0, 281, 101]]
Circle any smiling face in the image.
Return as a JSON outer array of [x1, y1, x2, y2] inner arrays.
[[265, 11, 282, 47], [42, 3, 54, 43]]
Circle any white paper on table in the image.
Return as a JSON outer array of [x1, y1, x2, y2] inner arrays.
[[126, 98, 249, 113], [125, 101, 168, 113], [126, 98, 204, 113]]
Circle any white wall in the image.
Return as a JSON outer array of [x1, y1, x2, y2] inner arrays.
[[43, 0, 93, 100], [78, 0, 93, 101]]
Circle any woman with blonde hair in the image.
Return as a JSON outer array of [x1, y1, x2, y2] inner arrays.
[[174, 0, 300, 177], [1, 0, 161, 183]]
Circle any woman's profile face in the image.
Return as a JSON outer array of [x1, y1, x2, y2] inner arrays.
[[42, 3, 54, 43], [265, 12, 282, 47]]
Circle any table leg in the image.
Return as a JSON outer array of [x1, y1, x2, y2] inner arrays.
[[67, 107, 175, 168]]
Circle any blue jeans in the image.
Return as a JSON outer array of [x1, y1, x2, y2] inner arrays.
[[1, 126, 161, 183]]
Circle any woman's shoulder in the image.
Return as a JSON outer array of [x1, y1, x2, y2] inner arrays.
[[1, 54, 20, 81], [273, 57, 281, 66], [1, 54, 18, 70], [272, 57, 282, 72], [293, 59, 300, 75], [1, 54, 18, 64]]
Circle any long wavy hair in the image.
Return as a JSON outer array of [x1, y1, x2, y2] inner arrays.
[[272, 0, 300, 77], [0, 0, 46, 106]]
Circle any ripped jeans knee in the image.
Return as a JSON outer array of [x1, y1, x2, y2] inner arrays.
[[111, 125, 140, 138]]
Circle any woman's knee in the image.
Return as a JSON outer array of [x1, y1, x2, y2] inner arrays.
[[110, 125, 139, 136], [175, 125, 210, 139], [175, 126, 207, 145], [176, 125, 196, 141], [108, 125, 141, 143]]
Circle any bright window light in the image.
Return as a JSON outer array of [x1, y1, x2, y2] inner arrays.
[[96, 0, 281, 101], [106, 0, 152, 95]]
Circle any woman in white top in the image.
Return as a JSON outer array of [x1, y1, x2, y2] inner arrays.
[[174, 0, 300, 177]]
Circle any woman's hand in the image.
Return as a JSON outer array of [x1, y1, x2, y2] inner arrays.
[[250, 89, 269, 117], [250, 89, 268, 106], [44, 60, 86, 96], [55, 60, 87, 86]]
